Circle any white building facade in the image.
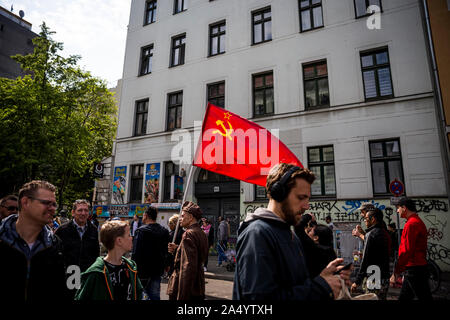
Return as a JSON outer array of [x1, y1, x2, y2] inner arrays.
[[105, 0, 450, 270]]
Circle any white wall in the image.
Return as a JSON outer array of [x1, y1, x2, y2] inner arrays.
[[115, 0, 446, 200]]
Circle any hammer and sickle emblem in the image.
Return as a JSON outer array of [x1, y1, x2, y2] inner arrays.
[[212, 119, 233, 141]]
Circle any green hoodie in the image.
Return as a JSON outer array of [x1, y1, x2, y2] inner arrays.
[[74, 256, 143, 300]]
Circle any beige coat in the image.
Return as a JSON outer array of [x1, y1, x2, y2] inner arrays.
[[167, 223, 208, 300]]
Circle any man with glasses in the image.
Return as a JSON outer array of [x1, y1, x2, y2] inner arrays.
[[0, 195, 18, 221], [55, 199, 100, 297], [0, 180, 68, 301]]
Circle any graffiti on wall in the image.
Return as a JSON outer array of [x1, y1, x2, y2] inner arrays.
[[243, 197, 450, 271]]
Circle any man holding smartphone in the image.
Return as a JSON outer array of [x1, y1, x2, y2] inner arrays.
[[233, 163, 352, 300]]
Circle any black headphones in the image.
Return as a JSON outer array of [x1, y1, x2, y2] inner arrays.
[[269, 166, 300, 202]]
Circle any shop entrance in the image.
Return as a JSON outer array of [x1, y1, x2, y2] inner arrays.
[[195, 169, 240, 246]]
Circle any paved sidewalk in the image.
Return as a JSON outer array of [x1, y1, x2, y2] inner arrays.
[[204, 257, 235, 282]]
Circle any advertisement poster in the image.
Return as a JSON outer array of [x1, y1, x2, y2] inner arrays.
[[174, 175, 184, 200], [112, 166, 127, 204], [144, 163, 160, 203]]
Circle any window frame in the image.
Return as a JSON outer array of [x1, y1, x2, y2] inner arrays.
[[299, 0, 324, 32], [166, 91, 183, 131], [360, 47, 394, 101], [354, 0, 383, 19], [254, 185, 268, 200], [173, 0, 187, 15], [129, 164, 144, 203], [209, 20, 226, 57], [369, 138, 405, 196], [139, 44, 153, 76], [251, 6, 272, 45], [252, 71, 275, 117], [163, 161, 180, 201], [302, 59, 330, 110], [207, 81, 225, 108], [144, 0, 157, 25], [170, 34, 186, 68], [307, 145, 336, 198], [133, 99, 148, 136]]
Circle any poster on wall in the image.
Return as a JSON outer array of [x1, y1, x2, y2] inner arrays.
[[144, 163, 160, 203], [174, 175, 184, 200], [112, 166, 127, 204]]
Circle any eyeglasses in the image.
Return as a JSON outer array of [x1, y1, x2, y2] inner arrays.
[[1, 205, 18, 212], [29, 197, 58, 209]]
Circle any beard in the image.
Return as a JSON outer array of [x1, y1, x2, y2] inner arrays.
[[281, 200, 305, 226]]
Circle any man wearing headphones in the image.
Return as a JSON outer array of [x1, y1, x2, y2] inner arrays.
[[232, 163, 352, 300]]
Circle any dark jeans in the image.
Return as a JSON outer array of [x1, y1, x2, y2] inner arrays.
[[399, 265, 433, 300], [143, 276, 161, 300], [217, 240, 228, 265]]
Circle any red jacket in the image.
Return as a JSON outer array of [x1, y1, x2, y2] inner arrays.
[[395, 214, 428, 274]]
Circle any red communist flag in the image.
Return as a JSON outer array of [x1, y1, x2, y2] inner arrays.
[[193, 103, 303, 186]]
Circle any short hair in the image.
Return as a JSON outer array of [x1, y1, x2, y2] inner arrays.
[[72, 199, 91, 212], [325, 216, 332, 221], [266, 163, 315, 199], [0, 195, 18, 206], [168, 214, 179, 227], [313, 224, 334, 247], [366, 208, 384, 223], [388, 223, 396, 229], [297, 213, 315, 230], [100, 220, 129, 251], [145, 206, 158, 221], [358, 202, 375, 212], [18, 180, 57, 210], [396, 197, 417, 212]]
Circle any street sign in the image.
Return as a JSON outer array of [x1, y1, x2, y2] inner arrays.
[[93, 163, 104, 178], [389, 179, 404, 197]]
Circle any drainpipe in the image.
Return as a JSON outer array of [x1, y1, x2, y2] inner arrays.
[[420, 0, 450, 202]]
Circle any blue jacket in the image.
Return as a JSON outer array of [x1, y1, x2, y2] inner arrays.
[[233, 208, 333, 300]]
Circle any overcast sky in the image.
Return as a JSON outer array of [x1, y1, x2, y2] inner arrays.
[[1, 0, 131, 87]]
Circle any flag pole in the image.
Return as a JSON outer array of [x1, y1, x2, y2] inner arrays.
[[172, 164, 196, 243]]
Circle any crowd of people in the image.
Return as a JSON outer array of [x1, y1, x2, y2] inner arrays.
[[0, 164, 434, 301]]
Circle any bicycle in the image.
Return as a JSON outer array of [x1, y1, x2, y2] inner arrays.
[[427, 258, 441, 294]]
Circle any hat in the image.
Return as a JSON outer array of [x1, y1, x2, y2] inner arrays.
[[358, 202, 375, 211], [182, 201, 202, 220]]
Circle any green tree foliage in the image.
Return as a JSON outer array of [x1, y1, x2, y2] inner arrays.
[[0, 23, 117, 208]]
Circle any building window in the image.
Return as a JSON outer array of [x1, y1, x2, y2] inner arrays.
[[299, 0, 324, 32], [255, 185, 268, 200], [303, 60, 329, 109], [170, 34, 186, 67], [174, 0, 187, 14], [369, 139, 404, 195], [308, 146, 336, 197], [163, 161, 180, 201], [129, 164, 144, 203], [354, 0, 382, 18], [209, 21, 226, 56], [253, 71, 274, 117], [134, 99, 148, 136], [167, 91, 183, 131], [360, 48, 393, 100], [252, 7, 272, 44], [144, 0, 157, 25], [207, 81, 225, 108], [139, 44, 153, 76]]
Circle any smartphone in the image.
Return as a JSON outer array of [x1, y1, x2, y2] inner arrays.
[[333, 262, 353, 275]]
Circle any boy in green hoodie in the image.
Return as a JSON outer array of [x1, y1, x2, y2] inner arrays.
[[75, 220, 143, 300]]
